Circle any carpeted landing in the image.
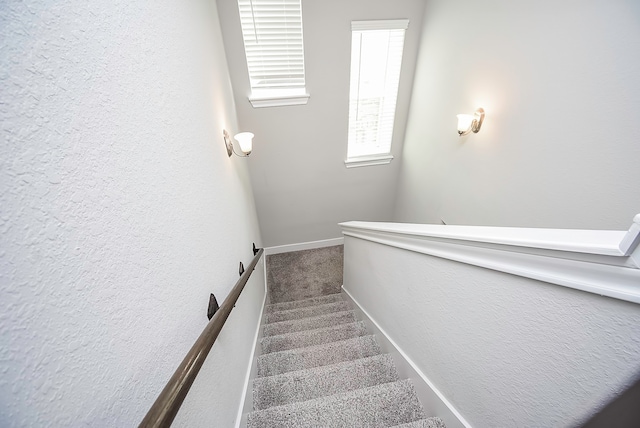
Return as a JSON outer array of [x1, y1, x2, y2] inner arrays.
[[266, 246, 344, 304], [246, 291, 446, 427]]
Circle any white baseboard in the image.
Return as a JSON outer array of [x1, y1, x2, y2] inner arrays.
[[264, 237, 344, 255], [234, 261, 268, 428], [341, 286, 472, 428]]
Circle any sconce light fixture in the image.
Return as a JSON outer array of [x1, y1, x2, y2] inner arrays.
[[223, 130, 254, 157], [456, 108, 485, 136]]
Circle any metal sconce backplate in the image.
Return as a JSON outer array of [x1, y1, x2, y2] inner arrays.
[[223, 130, 233, 157]]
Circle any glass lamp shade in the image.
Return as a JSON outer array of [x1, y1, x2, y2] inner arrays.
[[456, 114, 474, 134], [234, 132, 254, 155]]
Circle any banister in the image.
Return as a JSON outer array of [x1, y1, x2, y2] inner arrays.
[[139, 246, 264, 428], [340, 215, 640, 305], [341, 216, 640, 257]]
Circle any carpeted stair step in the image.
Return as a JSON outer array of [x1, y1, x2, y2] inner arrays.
[[261, 321, 368, 354], [264, 293, 344, 314], [247, 379, 425, 428], [253, 354, 399, 410], [257, 335, 381, 377], [390, 418, 447, 428], [263, 310, 358, 337], [264, 301, 352, 324]]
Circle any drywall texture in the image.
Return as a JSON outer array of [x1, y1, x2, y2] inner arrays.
[[217, 0, 426, 247], [394, 0, 640, 230], [343, 236, 640, 427], [1, 1, 263, 426]]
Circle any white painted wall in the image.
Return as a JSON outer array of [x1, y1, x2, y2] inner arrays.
[[0, 1, 263, 426], [394, 0, 640, 230], [217, 0, 426, 247], [343, 236, 640, 427]]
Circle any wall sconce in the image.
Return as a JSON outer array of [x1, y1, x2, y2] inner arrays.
[[456, 108, 485, 136], [223, 130, 254, 157]]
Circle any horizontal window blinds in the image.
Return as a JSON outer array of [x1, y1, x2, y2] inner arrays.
[[347, 20, 408, 159], [238, 0, 306, 95]]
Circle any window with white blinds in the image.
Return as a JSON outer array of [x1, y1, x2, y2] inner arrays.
[[346, 20, 408, 167], [237, 0, 309, 107]]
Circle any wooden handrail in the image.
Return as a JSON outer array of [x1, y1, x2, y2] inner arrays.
[[139, 247, 264, 428]]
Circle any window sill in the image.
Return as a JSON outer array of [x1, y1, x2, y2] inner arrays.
[[344, 155, 394, 168], [249, 93, 310, 108]]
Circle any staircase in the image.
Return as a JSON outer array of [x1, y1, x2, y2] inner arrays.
[[246, 292, 445, 427]]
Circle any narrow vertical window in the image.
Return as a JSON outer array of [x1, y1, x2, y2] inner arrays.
[[346, 20, 409, 168], [237, 0, 309, 108]]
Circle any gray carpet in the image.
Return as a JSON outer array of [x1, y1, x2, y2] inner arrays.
[[248, 380, 426, 428], [266, 245, 344, 304], [264, 293, 344, 314], [248, 246, 445, 427], [391, 419, 447, 428], [264, 301, 352, 324], [263, 310, 357, 337], [260, 321, 368, 354], [257, 334, 381, 378], [252, 354, 400, 410]]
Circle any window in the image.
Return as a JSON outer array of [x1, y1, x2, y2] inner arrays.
[[346, 20, 409, 168], [237, 0, 309, 108]]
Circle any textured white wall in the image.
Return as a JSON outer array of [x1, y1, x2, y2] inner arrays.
[[0, 1, 263, 426], [216, 0, 426, 247], [394, 0, 640, 229], [343, 236, 640, 427]]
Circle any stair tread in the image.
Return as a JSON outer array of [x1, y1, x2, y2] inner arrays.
[[247, 379, 426, 428], [264, 301, 352, 324], [263, 310, 358, 337], [390, 418, 446, 428], [261, 321, 368, 354], [253, 353, 399, 411], [257, 335, 381, 377], [265, 293, 344, 314]]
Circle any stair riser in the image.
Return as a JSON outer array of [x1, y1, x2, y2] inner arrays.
[[257, 335, 381, 378], [264, 301, 352, 324], [390, 418, 446, 428], [263, 310, 357, 337], [265, 293, 344, 314], [261, 322, 368, 354]]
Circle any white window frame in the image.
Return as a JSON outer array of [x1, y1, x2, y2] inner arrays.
[[345, 19, 409, 168], [237, 0, 310, 108]]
